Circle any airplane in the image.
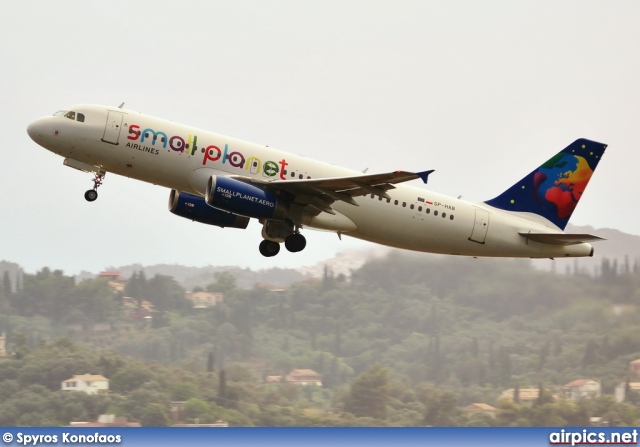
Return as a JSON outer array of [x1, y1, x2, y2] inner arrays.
[[27, 104, 607, 259]]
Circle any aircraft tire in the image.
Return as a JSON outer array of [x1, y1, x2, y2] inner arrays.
[[285, 233, 306, 253], [259, 240, 280, 257], [84, 190, 98, 202]]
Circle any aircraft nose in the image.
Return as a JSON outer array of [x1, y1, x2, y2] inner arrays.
[[27, 119, 41, 141], [27, 118, 48, 142]]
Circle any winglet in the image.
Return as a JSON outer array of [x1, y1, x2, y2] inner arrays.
[[416, 170, 435, 184]]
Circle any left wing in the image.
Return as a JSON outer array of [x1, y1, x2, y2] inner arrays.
[[239, 170, 435, 215]]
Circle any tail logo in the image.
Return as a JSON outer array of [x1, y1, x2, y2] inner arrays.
[[536, 153, 594, 220], [485, 139, 606, 230]]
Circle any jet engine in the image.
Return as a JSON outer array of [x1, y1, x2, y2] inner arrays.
[[169, 190, 249, 229], [205, 176, 287, 220]]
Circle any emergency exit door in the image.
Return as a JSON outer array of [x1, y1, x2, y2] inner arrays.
[[102, 110, 124, 145], [469, 209, 490, 244]]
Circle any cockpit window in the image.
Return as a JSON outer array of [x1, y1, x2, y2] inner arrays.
[[53, 110, 85, 122]]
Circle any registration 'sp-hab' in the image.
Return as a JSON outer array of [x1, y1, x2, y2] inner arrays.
[[27, 104, 607, 258]]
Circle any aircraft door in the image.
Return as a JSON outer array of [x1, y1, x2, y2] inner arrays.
[[102, 110, 124, 145], [469, 209, 490, 244]]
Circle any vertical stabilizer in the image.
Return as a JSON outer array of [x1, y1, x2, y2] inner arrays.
[[484, 138, 607, 230]]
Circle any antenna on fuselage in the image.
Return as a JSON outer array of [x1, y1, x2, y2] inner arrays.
[[118, 102, 125, 109]]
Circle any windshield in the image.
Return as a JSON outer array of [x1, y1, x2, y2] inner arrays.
[[53, 110, 84, 122]]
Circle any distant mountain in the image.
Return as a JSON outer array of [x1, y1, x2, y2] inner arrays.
[[70, 225, 640, 288], [568, 225, 640, 258], [544, 224, 640, 275], [101, 263, 309, 290]]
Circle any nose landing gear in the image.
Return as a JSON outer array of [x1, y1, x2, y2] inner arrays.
[[84, 170, 106, 202]]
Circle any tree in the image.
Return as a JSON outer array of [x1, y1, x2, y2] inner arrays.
[[72, 278, 118, 322], [344, 364, 389, 420], [125, 271, 147, 307], [110, 364, 155, 393], [207, 272, 237, 295], [1, 271, 11, 310], [146, 275, 188, 313], [171, 382, 198, 401], [535, 382, 554, 406], [422, 389, 461, 426], [140, 403, 170, 426], [182, 398, 214, 423]]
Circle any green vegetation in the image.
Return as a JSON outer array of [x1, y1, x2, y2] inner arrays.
[[2, 253, 640, 426]]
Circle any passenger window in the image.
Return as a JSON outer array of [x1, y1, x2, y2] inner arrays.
[[77, 113, 85, 122]]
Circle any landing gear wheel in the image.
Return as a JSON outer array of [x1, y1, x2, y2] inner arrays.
[[84, 189, 98, 202], [85, 170, 106, 202], [285, 233, 307, 253], [259, 240, 281, 257]]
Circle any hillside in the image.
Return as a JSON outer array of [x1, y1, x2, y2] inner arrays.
[[88, 225, 640, 288], [3, 248, 640, 426]]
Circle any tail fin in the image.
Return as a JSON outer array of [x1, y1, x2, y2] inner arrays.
[[484, 138, 607, 230]]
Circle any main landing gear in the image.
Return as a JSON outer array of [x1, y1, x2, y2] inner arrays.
[[259, 232, 307, 257], [84, 171, 105, 202]]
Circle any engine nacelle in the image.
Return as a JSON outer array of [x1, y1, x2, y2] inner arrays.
[[169, 190, 249, 229], [205, 176, 286, 219]]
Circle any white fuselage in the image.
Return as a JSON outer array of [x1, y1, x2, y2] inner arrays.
[[27, 104, 594, 258]]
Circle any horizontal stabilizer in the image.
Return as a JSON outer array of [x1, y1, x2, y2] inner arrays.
[[519, 232, 605, 246]]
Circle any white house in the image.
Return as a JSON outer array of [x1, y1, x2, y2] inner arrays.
[[614, 382, 640, 403], [185, 291, 224, 309], [61, 374, 109, 394], [265, 369, 323, 386], [562, 379, 601, 401]]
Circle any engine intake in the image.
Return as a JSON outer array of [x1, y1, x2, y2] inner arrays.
[[169, 190, 249, 229], [205, 176, 286, 219]]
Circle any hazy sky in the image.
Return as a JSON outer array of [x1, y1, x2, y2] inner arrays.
[[2, 1, 639, 275]]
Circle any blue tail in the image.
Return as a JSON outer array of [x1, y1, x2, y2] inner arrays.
[[484, 138, 607, 230]]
